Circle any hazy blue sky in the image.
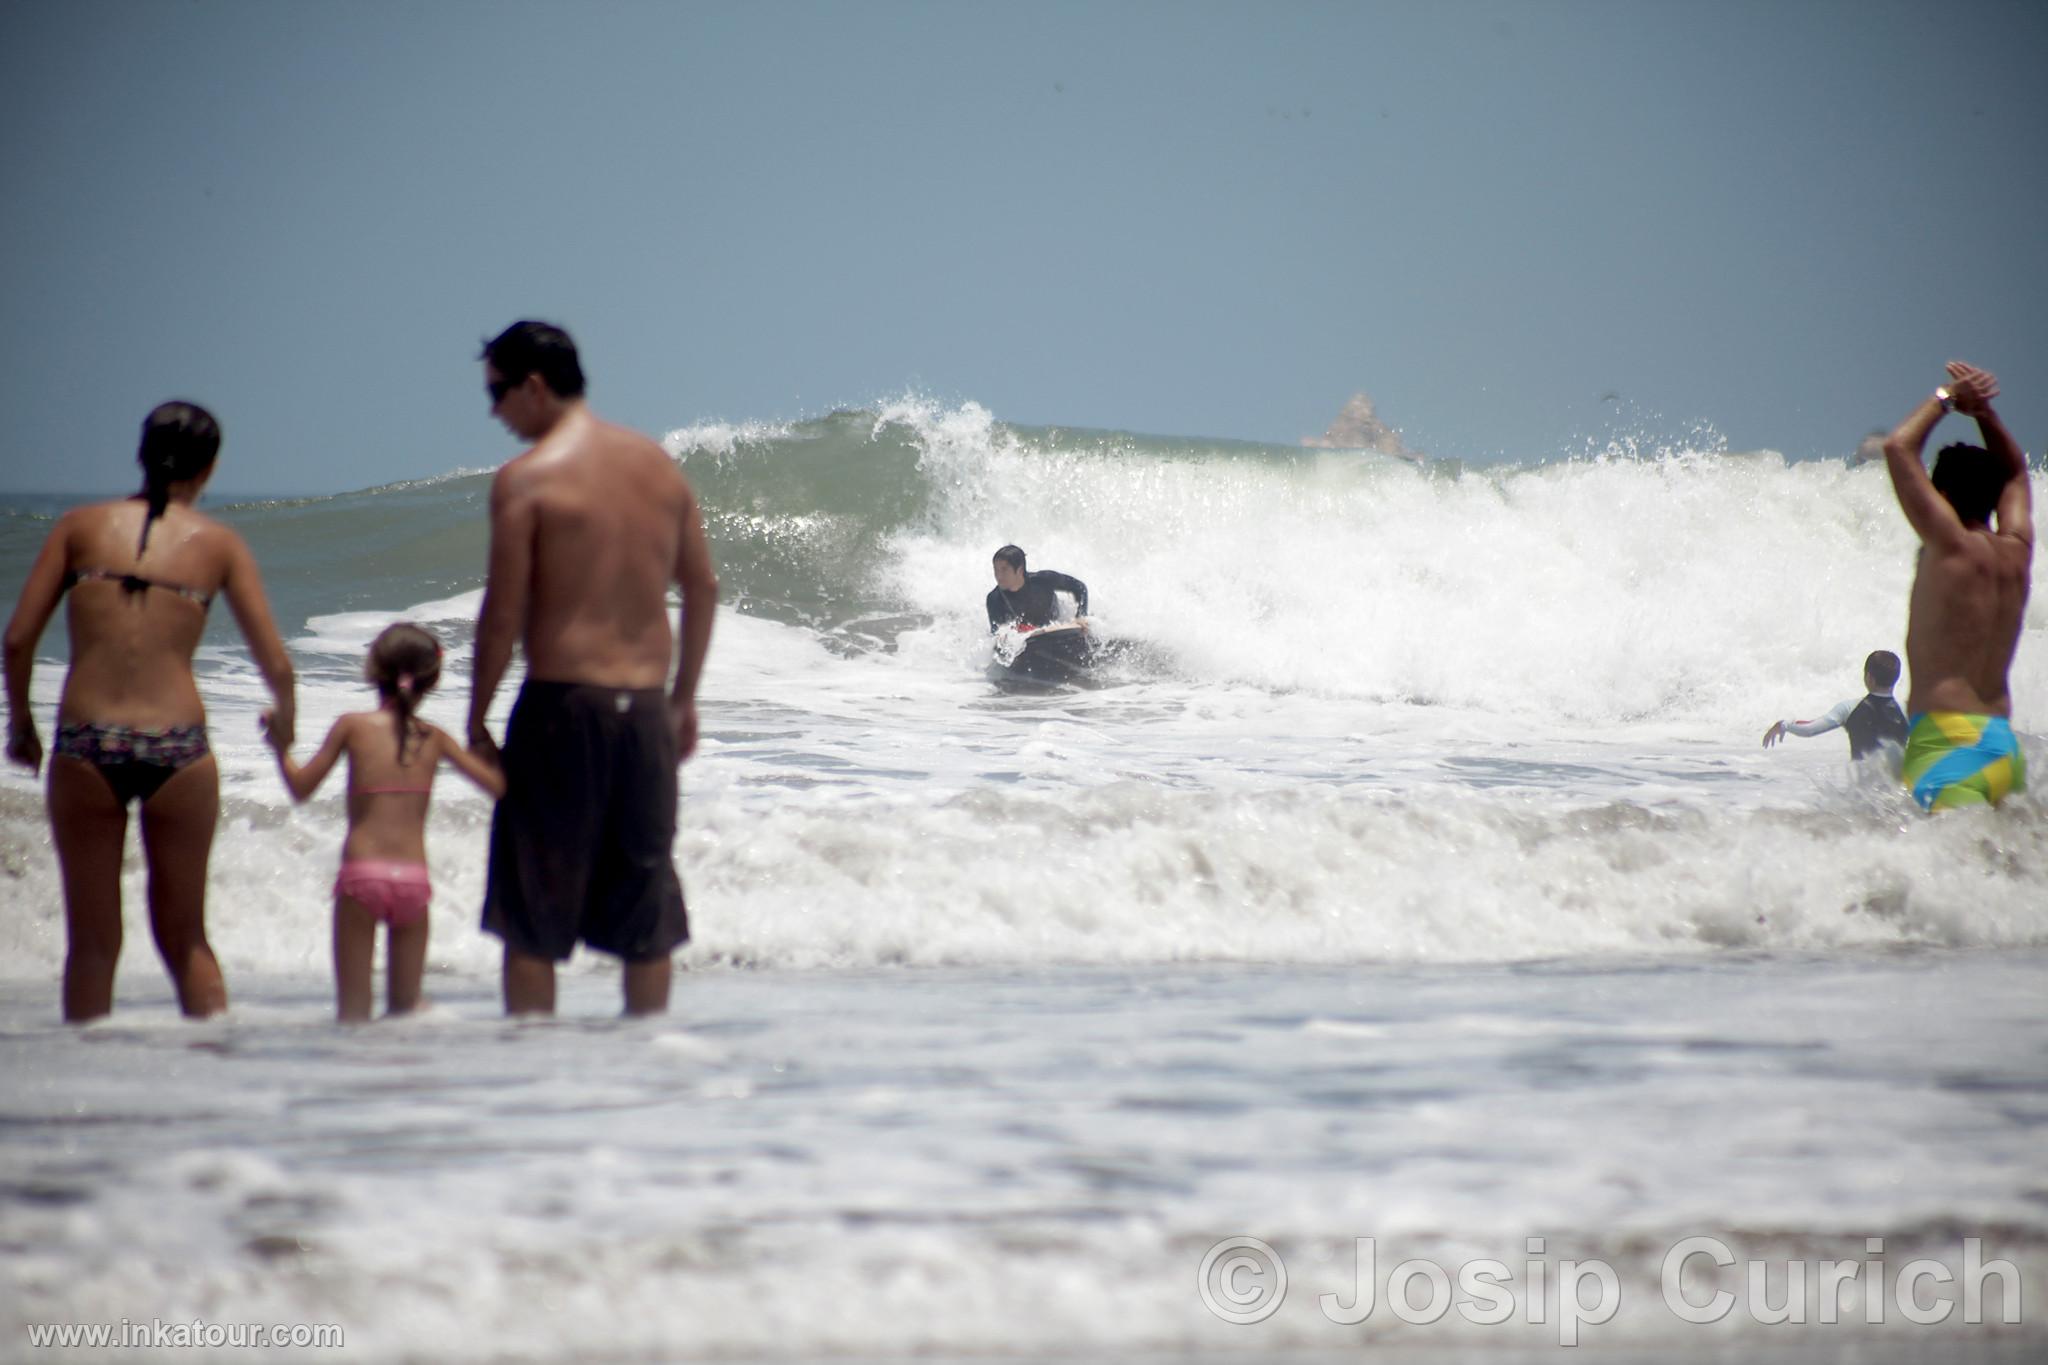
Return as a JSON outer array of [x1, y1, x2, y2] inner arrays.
[[3, 0, 2044, 495]]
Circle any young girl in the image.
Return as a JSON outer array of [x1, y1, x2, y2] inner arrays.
[[264, 623, 503, 1021]]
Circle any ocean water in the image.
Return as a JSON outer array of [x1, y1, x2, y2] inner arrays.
[[1, 403, 2043, 1362]]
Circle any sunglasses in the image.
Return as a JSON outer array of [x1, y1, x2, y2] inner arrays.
[[487, 374, 523, 404]]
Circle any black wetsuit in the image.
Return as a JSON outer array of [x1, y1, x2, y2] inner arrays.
[[1844, 694, 1909, 761], [986, 570, 1089, 631], [1787, 692, 1909, 760]]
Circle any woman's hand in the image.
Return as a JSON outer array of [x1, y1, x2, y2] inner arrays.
[[7, 719, 42, 774]]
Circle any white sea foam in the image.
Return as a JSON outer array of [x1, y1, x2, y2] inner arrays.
[[3, 400, 2044, 1363], [4, 602, 2043, 986], [3, 960, 2042, 1359], [661, 418, 798, 459], [7, 403, 2048, 983], [873, 400, 2046, 728]]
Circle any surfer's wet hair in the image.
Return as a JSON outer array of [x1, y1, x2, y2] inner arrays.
[[480, 320, 586, 399], [1863, 650, 1901, 690], [1930, 443, 2004, 527], [136, 401, 220, 557], [993, 545, 1026, 571]]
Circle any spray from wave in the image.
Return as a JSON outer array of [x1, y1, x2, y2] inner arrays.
[[660, 397, 2040, 727]]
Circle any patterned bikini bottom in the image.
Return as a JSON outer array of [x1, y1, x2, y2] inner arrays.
[[52, 721, 212, 806]]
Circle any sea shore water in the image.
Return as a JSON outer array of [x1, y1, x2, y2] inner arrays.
[[1, 405, 2043, 1359], [2, 956, 2043, 1361]]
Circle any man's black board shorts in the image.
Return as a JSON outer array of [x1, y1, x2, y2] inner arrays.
[[481, 681, 689, 963]]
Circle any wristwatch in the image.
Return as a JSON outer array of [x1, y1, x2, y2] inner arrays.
[[1935, 386, 1955, 413]]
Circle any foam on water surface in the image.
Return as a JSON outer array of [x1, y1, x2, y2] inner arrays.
[[2, 402, 2043, 1359], [2, 958, 2042, 1360]]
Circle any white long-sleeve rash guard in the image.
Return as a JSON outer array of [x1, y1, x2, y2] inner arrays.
[[1781, 698, 1858, 738]]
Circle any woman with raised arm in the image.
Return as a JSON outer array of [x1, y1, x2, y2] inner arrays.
[[3, 401, 296, 1020]]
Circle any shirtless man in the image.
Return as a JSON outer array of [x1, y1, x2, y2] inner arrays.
[[1881, 361, 2032, 811], [469, 321, 719, 1013]]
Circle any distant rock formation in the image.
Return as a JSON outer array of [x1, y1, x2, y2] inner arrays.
[[1301, 392, 1418, 458]]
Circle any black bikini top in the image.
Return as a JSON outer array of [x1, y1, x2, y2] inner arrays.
[[62, 566, 215, 609]]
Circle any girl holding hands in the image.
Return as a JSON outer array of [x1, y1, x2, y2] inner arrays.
[[266, 623, 502, 1021]]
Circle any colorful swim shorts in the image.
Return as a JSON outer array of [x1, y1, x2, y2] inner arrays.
[[1901, 712, 2028, 812]]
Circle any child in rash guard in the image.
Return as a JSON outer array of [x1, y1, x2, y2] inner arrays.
[[1762, 649, 1909, 766]]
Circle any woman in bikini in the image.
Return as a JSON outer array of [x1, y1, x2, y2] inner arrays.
[[3, 401, 297, 1021], [263, 623, 503, 1021]]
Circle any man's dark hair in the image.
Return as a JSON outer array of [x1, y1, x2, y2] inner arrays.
[[1930, 443, 2004, 527], [993, 545, 1026, 572], [136, 400, 220, 556], [1863, 650, 1901, 690], [479, 320, 586, 398]]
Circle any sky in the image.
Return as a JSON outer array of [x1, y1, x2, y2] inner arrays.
[[2, 0, 2044, 496]]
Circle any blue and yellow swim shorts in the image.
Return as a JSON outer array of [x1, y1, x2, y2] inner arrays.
[[1901, 712, 2027, 812]]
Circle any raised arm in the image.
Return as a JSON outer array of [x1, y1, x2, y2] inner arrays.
[[222, 530, 297, 750], [669, 477, 721, 760], [469, 467, 536, 751], [1881, 387, 1970, 551], [430, 724, 507, 799], [269, 715, 349, 803], [3, 514, 74, 773], [1948, 361, 2032, 547]]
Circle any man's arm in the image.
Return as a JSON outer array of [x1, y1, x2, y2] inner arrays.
[[429, 723, 507, 799], [668, 479, 720, 760], [1043, 570, 1089, 616], [1881, 389, 1970, 551], [1949, 361, 2032, 546], [987, 587, 1009, 632], [469, 467, 536, 749]]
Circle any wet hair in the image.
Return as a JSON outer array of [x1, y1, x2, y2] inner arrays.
[[479, 320, 586, 398], [135, 401, 221, 557], [367, 623, 443, 764], [993, 545, 1026, 572], [1930, 443, 2004, 527], [1863, 650, 1901, 690]]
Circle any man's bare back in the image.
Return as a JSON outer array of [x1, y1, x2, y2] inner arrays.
[[469, 340, 718, 759], [1883, 362, 2033, 717], [1904, 531, 2030, 716], [492, 407, 690, 690], [468, 321, 718, 1015], [1881, 362, 2031, 813]]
